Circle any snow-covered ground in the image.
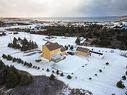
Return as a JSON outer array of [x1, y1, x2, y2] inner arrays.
[[0, 29, 127, 95]]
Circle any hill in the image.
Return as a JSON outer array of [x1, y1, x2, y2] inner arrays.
[[0, 76, 65, 95]]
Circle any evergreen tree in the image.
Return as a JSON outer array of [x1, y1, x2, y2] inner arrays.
[[0, 60, 5, 69], [122, 76, 126, 80], [49, 74, 55, 80], [75, 37, 80, 45], [70, 45, 74, 50], [18, 37, 21, 41], [13, 37, 18, 47], [56, 70, 59, 75], [116, 80, 125, 89], [67, 75, 72, 79], [46, 69, 50, 72], [7, 55, 13, 61], [2, 54, 7, 59], [60, 73, 64, 76]]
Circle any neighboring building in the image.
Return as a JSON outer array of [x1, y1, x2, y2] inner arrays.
[[42, 42, 67, 61], [0, 32, 6, 36], [76, 47, 91, 56]]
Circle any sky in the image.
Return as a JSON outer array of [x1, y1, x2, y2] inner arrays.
[[0, 0, 127, 17]]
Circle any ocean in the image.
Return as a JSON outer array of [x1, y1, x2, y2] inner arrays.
[[33, 16, 118, 22]]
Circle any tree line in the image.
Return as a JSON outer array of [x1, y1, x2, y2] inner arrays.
[[5, 24, 127, 50], [8, 37, 38, 51], [2, 54, 33, 68], [0, 60, 33, 88]]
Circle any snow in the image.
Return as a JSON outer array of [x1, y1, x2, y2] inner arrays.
[[57, 53, 127, 95], [0, 27, 127, 95], [54, 55, 88, 73]]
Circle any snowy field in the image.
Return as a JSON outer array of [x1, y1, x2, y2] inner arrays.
[[0, 29, 127, 95]]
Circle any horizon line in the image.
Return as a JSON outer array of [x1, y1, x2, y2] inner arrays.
[[0, 15, 124, 19]]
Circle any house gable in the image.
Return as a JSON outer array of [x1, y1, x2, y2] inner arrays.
[[42, 42, 66, 61]]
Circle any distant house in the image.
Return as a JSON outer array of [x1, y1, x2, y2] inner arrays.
[[42, 42, 67, 61], [76, 47, 91, 56], [0, 32, 6, 36]]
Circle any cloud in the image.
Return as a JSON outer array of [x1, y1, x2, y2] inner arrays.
[[0, 0, 127, 17], [79, 0, 127, 16]]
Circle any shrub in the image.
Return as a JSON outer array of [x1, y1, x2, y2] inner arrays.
[[18, 37, 21, 41], [8, 43, 13, 47], [52, 70, 54, 73], [12, 57, 17, 62], [33, 66, 35, 68], [67, 75, 72, 79], [116, 80, 125, 89], [75, 37, 80, 45], [89, 78, 92, 80], [106, 62, 109, 65], [46, 69, 50, 72], [56, 70, 59, 75], [70, 45, 74, 50], [49, 74, 55, 80], [24, 62, 27, 66], [125, 71, 127, 75], [60, 73, 64, 77], [7, 55, 13, 61], [28, 63, 32, 68], [35, 59, 41, 62], [122, 76, 126, 80], [99, 69, 102, 73], [17, 58, 22, 63], [21, 60, 24, 64], [34, 66, 37, 69], [2, 54, 7, 59], [95, 74, 97, 76]]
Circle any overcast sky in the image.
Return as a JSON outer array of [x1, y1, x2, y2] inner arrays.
[[0, 0, 127, 17]]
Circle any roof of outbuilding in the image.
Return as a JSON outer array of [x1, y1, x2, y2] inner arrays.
[[76, 47, 90, 52]]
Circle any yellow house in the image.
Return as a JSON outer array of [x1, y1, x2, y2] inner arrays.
[[76, 47, 91, 57], [42, 42, 66, 61]]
